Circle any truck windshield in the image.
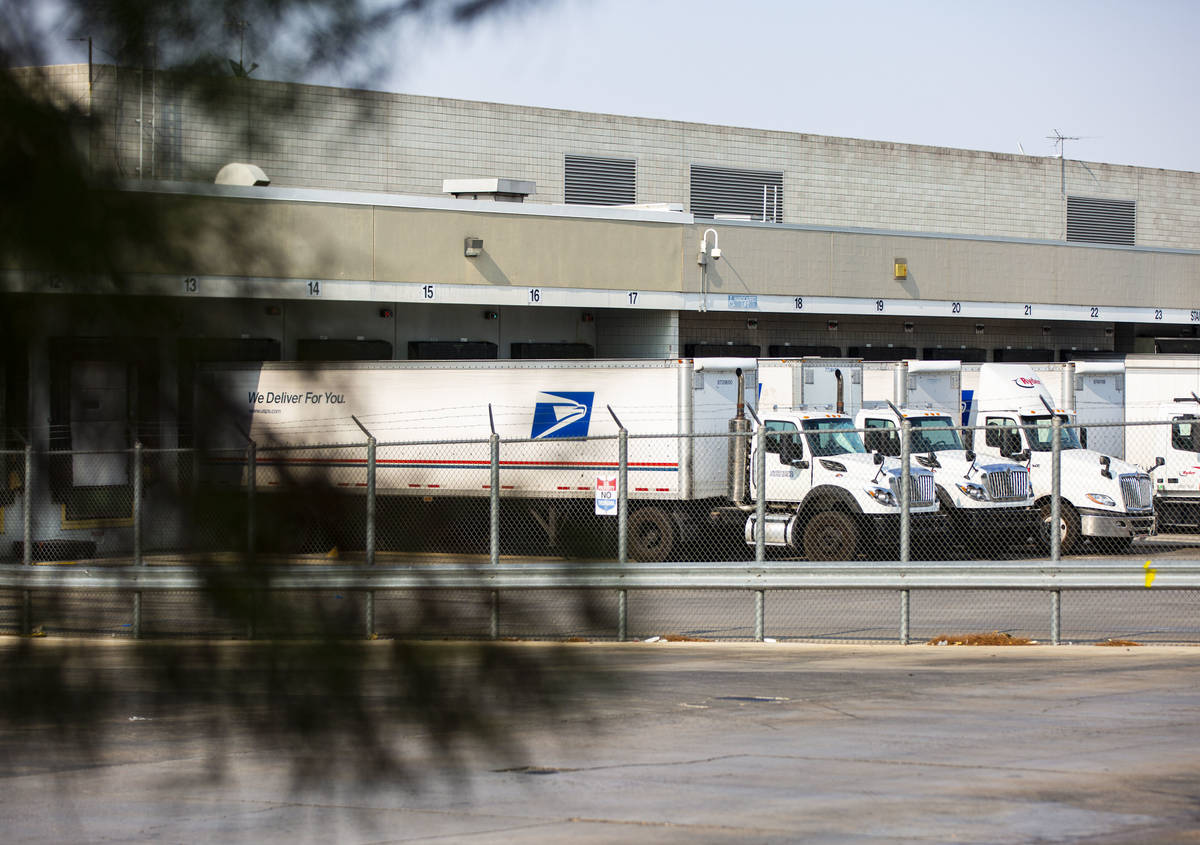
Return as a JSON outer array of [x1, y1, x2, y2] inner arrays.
[[908, 417, 963, 452], [803, 419, 866, 456], [1019, 415, 1081, 452]]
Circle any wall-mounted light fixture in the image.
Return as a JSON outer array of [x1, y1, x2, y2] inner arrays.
[[581, 312, 595, 323], [746, 318, 758, 330], [379, 308, 394, 319], [975, 323, 985, 335], [903, 321, 915, 334], [698, 228, 721, 265], [1042, 325, 1053, 335], [464, 237, 484, 257], [894, 258, 908, 281], [1104, 326, 1115, 337], [482, 309, 499, 320], [827, 320, 839, 332]]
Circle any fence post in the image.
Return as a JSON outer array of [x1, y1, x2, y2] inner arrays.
[[755, 590, 765, 642], [1050, 589, 1061, 645], [618, 425, 628, 641], [490, 429, 500, 639], [22, 443, 32, 636], [755, 426, 766, 564], [900, 417, 911, 564], [365, 435, 377, 567], [1050, 415, 1062, 563], [23, 444, 33, 566], [900, 589, 910, 644], [133, 442, 144, 567], [246, 439, 257, 565], [245, 439, 257, 640], [365, 435, 377, 637], [366, 435, 377, 638], [133, 442, 143, 639]]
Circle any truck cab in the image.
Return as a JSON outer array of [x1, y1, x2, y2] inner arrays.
[[854, 405, 1038, 550], [745, 409, 943, 560], [969, 364, 1154, 553]]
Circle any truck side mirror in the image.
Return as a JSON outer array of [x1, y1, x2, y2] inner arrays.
[[779, 438, 802, 465], [1002, 431, 1022, 458], [964, 449, 976, 463], [873, 452, 884, 465], [1151, 456, 1165, 473]]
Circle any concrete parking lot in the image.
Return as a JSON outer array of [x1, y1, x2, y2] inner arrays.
[[1, 640, 1199, 843]]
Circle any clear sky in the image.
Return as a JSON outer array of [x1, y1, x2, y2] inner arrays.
[[357, 0, 1200, 173]]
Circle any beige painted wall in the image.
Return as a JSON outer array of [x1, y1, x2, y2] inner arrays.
[[371, 208, 683, 289], [689, 223, 1200, 309]]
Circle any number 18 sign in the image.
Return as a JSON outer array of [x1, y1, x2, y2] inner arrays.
[[595, 475, 618, 516]]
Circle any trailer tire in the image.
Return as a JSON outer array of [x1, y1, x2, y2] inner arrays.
[[629, 507, 676, 562], [1039, 498, 1081, 555], [801, 510, 858, 561]]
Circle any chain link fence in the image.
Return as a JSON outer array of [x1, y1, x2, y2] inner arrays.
[[1, 417, 1198, 643]]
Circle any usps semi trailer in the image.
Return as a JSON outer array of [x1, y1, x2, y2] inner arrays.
[[198, 358, 758, 560]]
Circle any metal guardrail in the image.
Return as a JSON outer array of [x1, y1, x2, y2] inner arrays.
[[4, 561, 1195, 645], [2, 561, 1196, 591]]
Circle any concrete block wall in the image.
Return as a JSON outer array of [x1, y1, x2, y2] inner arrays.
[[37, 64, 1200, 251]]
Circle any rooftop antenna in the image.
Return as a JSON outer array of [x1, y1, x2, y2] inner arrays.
[[1047, 129, 1085, 196]]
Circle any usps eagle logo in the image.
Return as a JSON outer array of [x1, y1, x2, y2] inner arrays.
[[531, 391, 595, 439]]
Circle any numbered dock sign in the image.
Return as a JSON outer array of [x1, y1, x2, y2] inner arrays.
[[595, 475, 618, 516]]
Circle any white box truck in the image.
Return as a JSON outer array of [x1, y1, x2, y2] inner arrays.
[[1110, 355, 1200, 529], [199, 359, 939, 561], [752, 358, 946, 558], [966, 363, 1154, 553], [853, 361, 1038, 551]]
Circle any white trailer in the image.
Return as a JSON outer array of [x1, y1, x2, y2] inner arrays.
[[1115, 355, 1200, 529], [199, 358, 756, 560], [200, 358, 941, 561], [758, 358, 864, 415]]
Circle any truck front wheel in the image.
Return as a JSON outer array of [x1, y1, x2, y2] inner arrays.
[[1039, 498, 1081, 555], [629, 507, 676, 562], [801, 510, 859, 561]]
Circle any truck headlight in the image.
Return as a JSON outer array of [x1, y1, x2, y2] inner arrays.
[[1085, 493, 1116, 507], [865, 487, 898, 507], [955, 482, 988, 502]]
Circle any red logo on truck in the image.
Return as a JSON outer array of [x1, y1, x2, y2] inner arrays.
[[1013, 377, 1041, 389]]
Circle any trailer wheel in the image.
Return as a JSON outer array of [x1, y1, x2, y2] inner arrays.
[[629, 507, 676, 562], [1039, 498, 1081, 555], [802, 510, 858, 561]]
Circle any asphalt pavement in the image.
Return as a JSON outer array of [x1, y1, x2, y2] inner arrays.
[[2, 640, 1199, 843]]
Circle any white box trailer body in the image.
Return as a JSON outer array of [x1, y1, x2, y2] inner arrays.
[[198, 358, 757, 502], [200, 358, 941, 561], [758, 359, 863, 415], [1118, 355, 1200, 527]]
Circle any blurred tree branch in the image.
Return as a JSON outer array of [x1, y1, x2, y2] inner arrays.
[[0, 0, 612, 794]]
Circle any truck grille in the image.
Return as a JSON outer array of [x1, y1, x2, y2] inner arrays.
[[983, 468, 1031, 501], [891, 473, 936, 506], [1120, 474, 1154, 511]]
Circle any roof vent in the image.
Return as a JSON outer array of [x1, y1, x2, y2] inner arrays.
[[215, 163, 270, 187], [443, 178, 534, 203]]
